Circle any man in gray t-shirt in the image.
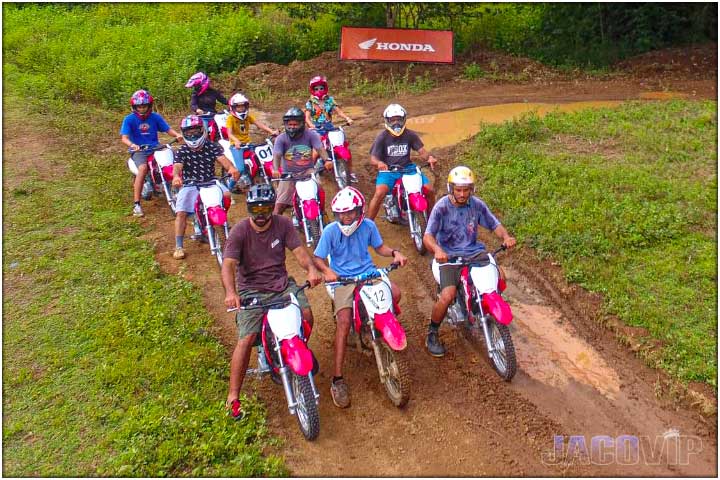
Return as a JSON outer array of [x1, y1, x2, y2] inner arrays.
[[422, 166, 516, 358]]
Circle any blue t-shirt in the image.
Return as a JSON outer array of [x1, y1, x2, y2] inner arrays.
[[119, 112, 170, 147], [426, 195, 501, 257], [314, 219, 383, 277]]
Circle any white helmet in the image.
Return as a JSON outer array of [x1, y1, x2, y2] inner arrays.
[[229, 93, 250, 120], [383, 103, 407, 137], [331, 187, 365, 236]]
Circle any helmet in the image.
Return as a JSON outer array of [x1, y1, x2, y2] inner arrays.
[[246, 184, 276, 226], [180, 115, 207, 149], [185, 72, 210, 95], [308, 75, 328, 99], [447, 166, 476, 195], [229, 93, 250, 120], [383, 103, 407, 137], [130, 89, 154, 120], [331, 186, 365, 237], [282, 106, 305, 139]]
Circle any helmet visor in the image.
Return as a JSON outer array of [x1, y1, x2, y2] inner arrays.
[[248, 203, 273, 217], [182, 127, 204, 141]]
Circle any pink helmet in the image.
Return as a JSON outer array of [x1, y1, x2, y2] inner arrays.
[[185, 72, 210, 95], [180, 115, 207, 149], [331, 186, 365, 236], [309, 75, 328, 99], [130, 89, 154, 120]]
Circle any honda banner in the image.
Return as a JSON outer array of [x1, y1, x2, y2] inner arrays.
[[340, 26, 454, 64]]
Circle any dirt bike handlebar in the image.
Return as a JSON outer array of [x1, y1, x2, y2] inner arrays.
[[226, 281, 311, 312], [438, 246, 507, 267], [182, 174, 232, 189], [134, 138, 178, 153], [327, 262, 400, 286]]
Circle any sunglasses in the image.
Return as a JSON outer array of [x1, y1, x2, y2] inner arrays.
[[249, 204, 273, 216], [313, 85, 326, 92]]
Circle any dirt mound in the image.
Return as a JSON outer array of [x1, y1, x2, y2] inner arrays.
[[615, 42, 717, 80]]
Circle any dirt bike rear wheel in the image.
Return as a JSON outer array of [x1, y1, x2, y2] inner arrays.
[[292, 373, 320, 440], [409, 210, 427, 255], [307, 218, 321, 251], [334, 159, 348, 189], [377, 341, 411, 407], [486, 316, 517, 381]]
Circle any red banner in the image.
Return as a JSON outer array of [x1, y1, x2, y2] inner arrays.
[[340, 27, 454, 64]]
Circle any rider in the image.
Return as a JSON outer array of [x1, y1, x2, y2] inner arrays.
[[222, 183, 322, 420], [171, 115, 240, 260], [422, 166, 517, 357], [226, 92, 279, 190], [271, 106, 331, 216], [120, 89, 183, 217], [304, 75, 357, 183], [312, 187, 408, 408], [365, 104, 438, 220], [185, 72, 228, 141]]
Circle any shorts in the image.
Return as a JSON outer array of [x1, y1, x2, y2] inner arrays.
[[235, 277, 310, 339], [175, 180, 229, 213], [276, 167, 315, 205], [436, 251, 490, 290], [229, 146, 248, 173], [327, 283, 356, 315], [376, 164, 430, 190], [130, 150, 153, 168]]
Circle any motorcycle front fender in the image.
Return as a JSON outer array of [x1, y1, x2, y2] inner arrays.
[[482, 291, 513, 325], [333, 145, 352, 161], [302, 199, 320, 220], [374, 311, 407, 351], [281, 336, 314, 376], [207, 205, 227, 226], [161, 165, 174, 182], [407, 192, 428, 212]]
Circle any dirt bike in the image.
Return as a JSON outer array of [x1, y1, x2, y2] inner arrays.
[[218, 137, 275, 191], [274, 166, 326, 250], [197, 111, 223, 143], [185, 176, 232, 267], [382, 163, 431, 255], [230, 281, 320, 440], [126, 139, 178, 215], [432, 245, 517, 381], [317, 124, 353, 189], [326, 262, 411, 407]]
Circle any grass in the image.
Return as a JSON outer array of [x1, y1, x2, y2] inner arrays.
[[2, 93, 287, 476], [463, 99, 717, 386]]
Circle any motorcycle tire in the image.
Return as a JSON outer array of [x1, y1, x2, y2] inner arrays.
[[209, 225, 225, 268], [377, 341, 411, 408], [307, 218, 322, 251], [334, 159, 348, 190], [485, 316, 517, 382], [409, 210, 428, 255], [162, 183, 177, 217], [292, 372, 320, 441]]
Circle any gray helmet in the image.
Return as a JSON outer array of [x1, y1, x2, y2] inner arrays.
[[282, 106, 305, 139]]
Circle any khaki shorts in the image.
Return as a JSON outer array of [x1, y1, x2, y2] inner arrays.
[[328, 283, 356, 316], [275, 168, 315, 205], [235, 277, 310, 339]]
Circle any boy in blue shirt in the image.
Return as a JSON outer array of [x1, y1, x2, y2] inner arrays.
[[312, 187, 407, 408], [120, 89, 182, 217]]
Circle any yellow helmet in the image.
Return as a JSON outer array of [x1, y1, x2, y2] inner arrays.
[[447, 166, 475, 193]]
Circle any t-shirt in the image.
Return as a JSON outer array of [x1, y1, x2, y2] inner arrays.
[[273, 129, 323, 174], [173, 142, 225, 183], [305, 96, 338, 126], [314, 219, 383, 277], [119, 112, 170, 147], [425, 195, 501, 257], [226, 113, 257, 144], [369, 129, 424, 169], [190, 88, 228, 113], [224, 216, 302, 292]]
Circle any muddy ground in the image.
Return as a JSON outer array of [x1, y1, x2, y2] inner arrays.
[[141, 44, 716, 476]]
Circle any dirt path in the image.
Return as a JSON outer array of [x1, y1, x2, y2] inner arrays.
[[135, 74, 718, 477]]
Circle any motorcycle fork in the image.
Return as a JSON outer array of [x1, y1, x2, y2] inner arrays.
[[471, 292, 496, 356]]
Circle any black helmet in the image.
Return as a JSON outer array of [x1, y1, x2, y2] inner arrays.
[[282, 106, 305, 139]]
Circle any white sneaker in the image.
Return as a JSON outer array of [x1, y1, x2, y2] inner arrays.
[[132, 204, 144, 217]]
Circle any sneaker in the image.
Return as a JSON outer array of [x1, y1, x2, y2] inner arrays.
[[173, 247, 186, 260], [330, 378, 351, 408], [425, 328, 446, 357], [227, 399, 246, 421], [349, 173, 359, 183], [132, 204, 144, 217], [190, 233, 209, 243]]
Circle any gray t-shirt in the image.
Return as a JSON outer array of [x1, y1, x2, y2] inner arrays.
[[224, 216, 302, 292], [273, 129, 323, 174], [426, 195, 501, 257], [369, 129, 424, 169]]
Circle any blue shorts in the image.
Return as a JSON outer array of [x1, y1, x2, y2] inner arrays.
[[376, 164, 430, 190], [176, 180, 229, 213]]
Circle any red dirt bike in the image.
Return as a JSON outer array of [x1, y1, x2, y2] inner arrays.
[[318, 124, 353, 189], [186, 176, 232, 267], [326, 262, 411, 407], [197, 111, 224, 142], [274, 166, 326, 250], [432, 245, 517, 381], [218, 137, 275, 191], [126, 139, 179, 215], [382, 163, 432, 255], [230, 281, 320, 441]]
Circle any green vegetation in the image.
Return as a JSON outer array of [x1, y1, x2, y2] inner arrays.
[[464, 100, 717, 386], [2, 94, 287, 476]]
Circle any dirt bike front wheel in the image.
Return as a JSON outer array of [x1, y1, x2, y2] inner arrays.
[[486, 316, 517, 381], [307, 218, 322, 251], [162, 183, 178, 216], [292, 373, 320, 440], [209, 225, 225, 268], [376, 341, 411, 407], [334, 159, 348, 189], [409, 210, 427, 255]]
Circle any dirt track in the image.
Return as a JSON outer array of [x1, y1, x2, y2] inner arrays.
[[134, 48, 719, 476]]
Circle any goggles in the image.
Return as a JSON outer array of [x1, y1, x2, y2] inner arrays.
[[249, 204, 273, 216]]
